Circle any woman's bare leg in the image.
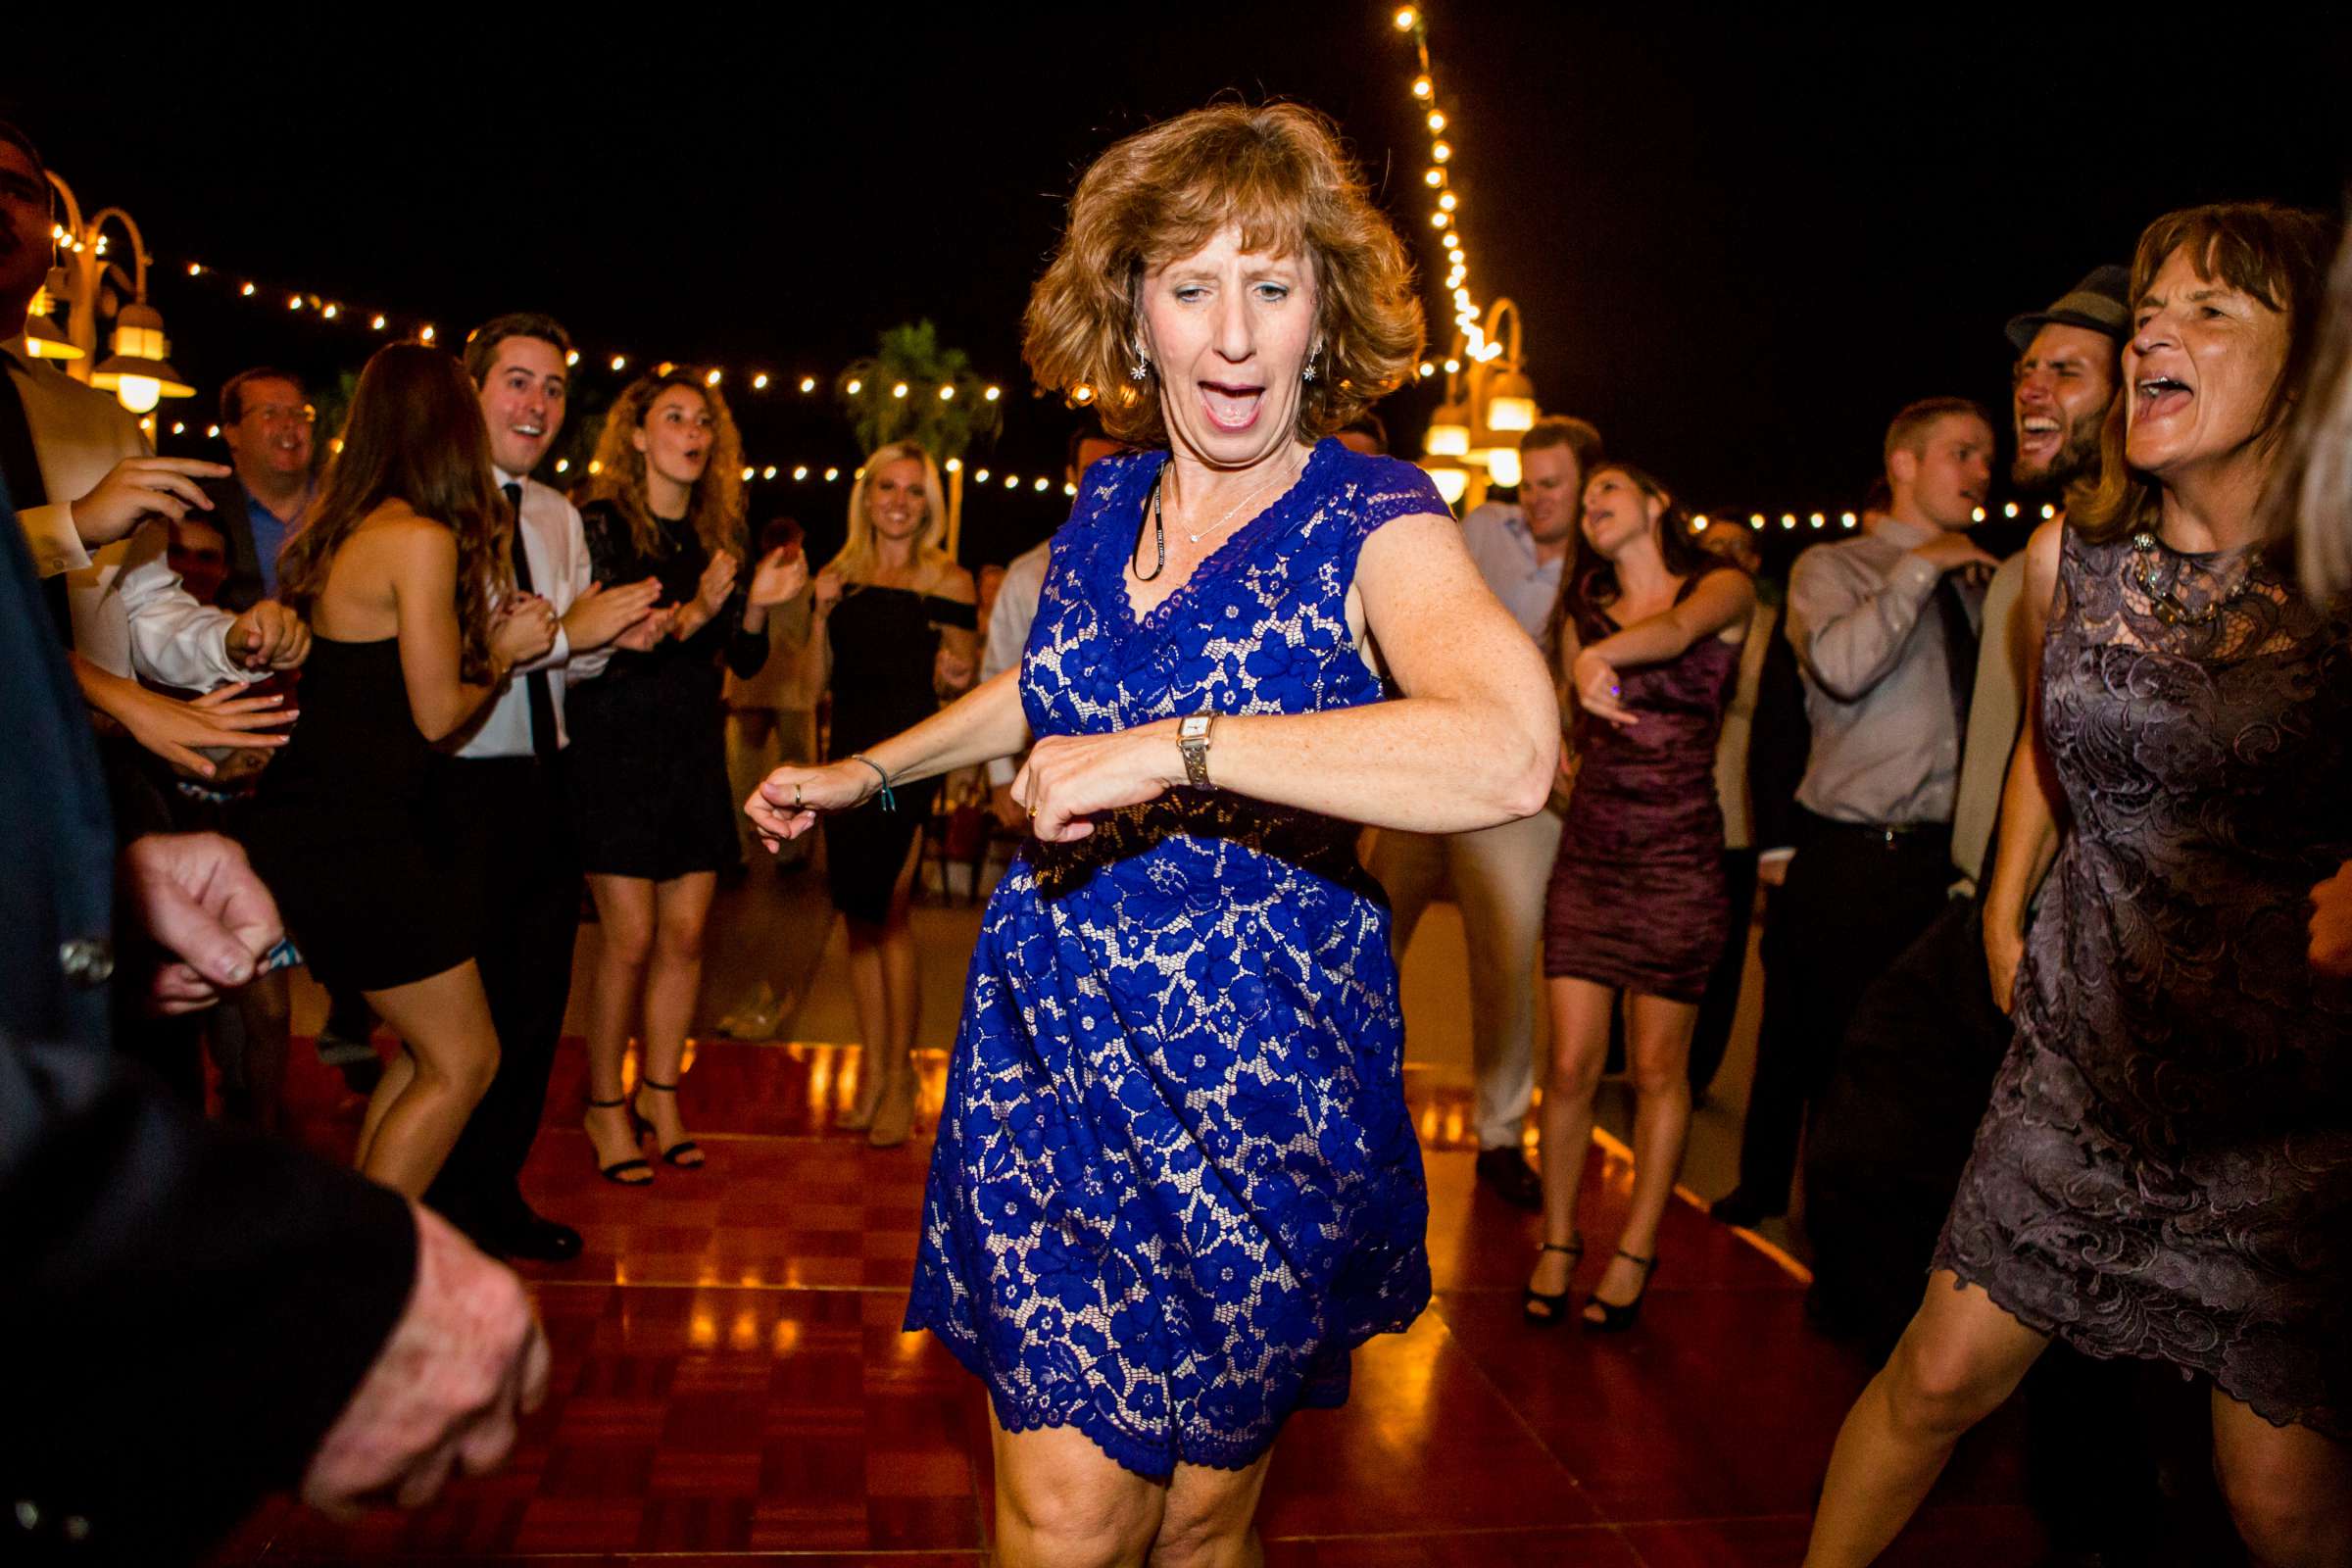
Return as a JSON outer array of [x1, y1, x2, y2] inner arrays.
[[583, 874, 657, 1175], [1803, 1272, 2049, 1565], [358, 961, 501, 1197], [354, 1044, 416, 1171], [634, 870, 716, 1161], [2210, 1388, 2352, 1567], [1589, 992, 1699, 1313], [1531, 976, 1616, 1300]]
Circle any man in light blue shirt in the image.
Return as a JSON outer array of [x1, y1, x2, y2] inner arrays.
[[202, 368, 316, 609], [1368, 416, 1600, 1206]]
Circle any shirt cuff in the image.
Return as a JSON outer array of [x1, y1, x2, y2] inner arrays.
[[1758, 846, 1795, 867], [22, 502, 93, 575]]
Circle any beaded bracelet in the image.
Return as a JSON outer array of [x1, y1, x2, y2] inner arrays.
[[849, 754, 896, 812]]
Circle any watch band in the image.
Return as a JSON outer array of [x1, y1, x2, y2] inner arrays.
[[1178, 713, 1215, 789]]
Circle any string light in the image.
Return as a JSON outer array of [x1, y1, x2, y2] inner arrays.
[[793, 465, 808, 480], [612, 355, 627, 371], [945, 458, 962, 472], [753, 372, 769, 389], [974, 468, 991, 483], [705, 368, 722, 386], [762, 465, 778, 480], [564, 349, 578, 367], [799, 375, 817, 392]]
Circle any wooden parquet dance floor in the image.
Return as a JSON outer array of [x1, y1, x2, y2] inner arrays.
[[214, 1038, 2044, 1566]]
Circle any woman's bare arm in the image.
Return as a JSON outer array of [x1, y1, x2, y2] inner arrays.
[[1983, 518, 2068, 1012], [383, 523, 506, 742]]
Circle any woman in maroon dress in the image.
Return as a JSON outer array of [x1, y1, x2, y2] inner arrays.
[[1525, 464, 1753, 1330]]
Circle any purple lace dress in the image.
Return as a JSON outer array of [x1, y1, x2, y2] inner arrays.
[[1543, 568, 1744, 1002], [1935, 525, 2352, 1435]]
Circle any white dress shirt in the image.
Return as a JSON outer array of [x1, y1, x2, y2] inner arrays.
[[6, 338, 245, 687], [451, 468, 608, 759], [981, 539, 1051, 787]]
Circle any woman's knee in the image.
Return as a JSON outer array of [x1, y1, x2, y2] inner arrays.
[[654, 912, 709, 965], [1000, 1481, 1153, 1568], [2215, 1428, 2351, 1565], [411, 1042, 500, 1103], [1547, 1039, 1605, 1099], [1881, 1325, 2016, 1441]]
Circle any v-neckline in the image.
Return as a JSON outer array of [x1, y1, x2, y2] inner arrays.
[[1115, 441, 1330, 633]]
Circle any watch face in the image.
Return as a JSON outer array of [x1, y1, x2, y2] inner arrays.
[[1181, 715, 1210, 739]]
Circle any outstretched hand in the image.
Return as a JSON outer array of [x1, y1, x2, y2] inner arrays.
[[744, 760, 874, 853], [1010, 725, 1181, 843]]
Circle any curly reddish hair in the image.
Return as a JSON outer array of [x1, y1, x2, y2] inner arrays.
[[1023, 102, 1425, 448]]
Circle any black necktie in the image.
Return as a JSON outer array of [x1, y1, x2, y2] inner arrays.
[[1935, 573, 1980, 738], [0, 361, 72, 646], [505, 482, 559, 760]]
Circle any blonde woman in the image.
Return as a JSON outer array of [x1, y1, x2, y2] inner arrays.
[[810, 441, 978, 1148], [569, 370, 805, 1183]]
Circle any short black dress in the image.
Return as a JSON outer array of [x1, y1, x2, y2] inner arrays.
[[247, 636, 480, 992], [566, 501, 769, 881], [821, 582, 977, 924]]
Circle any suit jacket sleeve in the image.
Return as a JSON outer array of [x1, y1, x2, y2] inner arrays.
[[1746, 605, 1814, 855], [0, 1036, 418, 1562]]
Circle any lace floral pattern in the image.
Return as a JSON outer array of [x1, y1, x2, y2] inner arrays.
[[1935, 525, 2352, 1436], [904, 441, 1442, 1477]]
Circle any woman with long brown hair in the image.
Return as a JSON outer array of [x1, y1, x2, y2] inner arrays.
[[1525, 462, 1752, 1331], [806, 440, 978, 1149], [569, 370, 805, 1183], [1806, 202, 2351, 1568], [248, 341, 558, 1196]]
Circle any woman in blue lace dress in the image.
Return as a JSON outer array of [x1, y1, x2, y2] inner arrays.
[[746, 104, 1556, 1566], [1806, 205, 2352, 1568]]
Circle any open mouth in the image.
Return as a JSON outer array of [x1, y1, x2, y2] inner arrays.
[[2017, 415, 2061, 459], [511, 422, 546, 443], [2135, 374, 2192, 421], [1200, 380, 1264, 432]]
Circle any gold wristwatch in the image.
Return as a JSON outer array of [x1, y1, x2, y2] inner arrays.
[[1178, 713, 1216, 788]]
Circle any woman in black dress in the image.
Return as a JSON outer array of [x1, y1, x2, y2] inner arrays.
[[251, 343, 558, 1196], [1806, 204, 2351, 1567], [810, 440, 977, 1147], [570, 371, 806, 1182]]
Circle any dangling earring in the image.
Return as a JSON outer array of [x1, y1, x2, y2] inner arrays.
[[1301, 344, 1323, 383], [1129, 343, 1151, 381]]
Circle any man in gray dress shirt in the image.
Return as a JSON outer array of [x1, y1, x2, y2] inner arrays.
[[1712, 398, 1997, 1233], [1367, 415, 1601, 1208]]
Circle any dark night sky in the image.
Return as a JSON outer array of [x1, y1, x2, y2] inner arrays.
[[17, 7, 2350, 565]]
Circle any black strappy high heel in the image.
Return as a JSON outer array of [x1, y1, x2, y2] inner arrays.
[[633, 1079, 704, 1168], [585, 1095, 652, 1185], [1582, 1250, 1658, 1334], [1523, 1235, 1584, 1325]]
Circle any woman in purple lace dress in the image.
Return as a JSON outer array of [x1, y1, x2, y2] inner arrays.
[[1807, 204, 2351, 1568], [1524, 464, 1752, 1330]]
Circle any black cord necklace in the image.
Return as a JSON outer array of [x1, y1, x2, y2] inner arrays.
[[1133, 470, 1169, 583]]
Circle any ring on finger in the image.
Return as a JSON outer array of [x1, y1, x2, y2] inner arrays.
[[793, 783, 805, 808]]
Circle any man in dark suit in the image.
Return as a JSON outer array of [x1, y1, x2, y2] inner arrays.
[[0, 468, 549, 1561]]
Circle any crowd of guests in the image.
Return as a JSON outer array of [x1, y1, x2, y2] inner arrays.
[[6, 91, 2352, 1568]]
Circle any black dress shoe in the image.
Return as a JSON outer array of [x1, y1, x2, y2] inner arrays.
[[485, 1205, 583, 1264], [1475, 1148, 1544, 1211], [1708, 1188, 1780, 1229]]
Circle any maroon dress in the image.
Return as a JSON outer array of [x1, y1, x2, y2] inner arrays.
[[1935, 527, 2352, 1436], [1544, 569, 1743, 1002]]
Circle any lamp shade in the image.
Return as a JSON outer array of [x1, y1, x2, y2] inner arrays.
[[1424, 398, 1472, 457], [1486, 368, 1538, 432], [89, 303, 195, 411], [24, 312, 81, 361]]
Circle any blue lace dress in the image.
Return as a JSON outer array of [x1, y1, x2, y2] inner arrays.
[[906, 440, 1439, 1477]]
